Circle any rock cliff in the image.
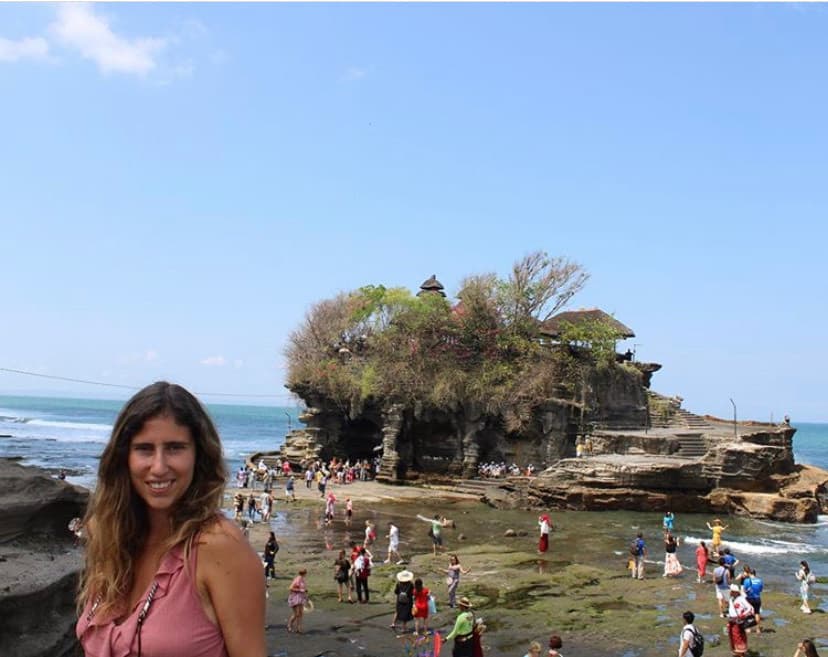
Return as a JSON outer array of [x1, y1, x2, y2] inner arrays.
[[0, 458, 87, 657], [278, 364, 827, 523]]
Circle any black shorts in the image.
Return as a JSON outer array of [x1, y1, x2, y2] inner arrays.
[[747, 597, 761, 614]]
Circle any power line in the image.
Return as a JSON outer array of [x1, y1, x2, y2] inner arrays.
[[0, 367, 295, 400]]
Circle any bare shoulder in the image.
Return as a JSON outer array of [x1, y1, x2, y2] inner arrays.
[[198, 517, 260, 571]]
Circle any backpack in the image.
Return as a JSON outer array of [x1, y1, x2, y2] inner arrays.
[[629, 540, 639, 556], [714, 568, 725, 585], [688, 625, 705, 657], [807, 573, 816, 584], [397, 589, 410, 605]]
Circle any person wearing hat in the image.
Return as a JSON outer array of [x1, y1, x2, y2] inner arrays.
[[391, 570, 414, 633], [726, 583, 754, 657], [538, 514, 551, 554], [445, 596, 476, 657]]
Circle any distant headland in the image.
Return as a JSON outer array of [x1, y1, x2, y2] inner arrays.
[[271, 253, 827, 522]]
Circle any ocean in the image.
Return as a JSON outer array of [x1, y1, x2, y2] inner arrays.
[[0, 394, 826, 609]]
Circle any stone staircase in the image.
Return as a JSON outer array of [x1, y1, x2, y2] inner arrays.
[[676, 433, 707, 458], [647, 392, 712, 430]]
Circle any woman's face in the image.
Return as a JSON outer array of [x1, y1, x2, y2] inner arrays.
[[128, 415, 196, 517]]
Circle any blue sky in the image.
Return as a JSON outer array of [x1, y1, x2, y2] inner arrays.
[[1, 3, 826, 421]]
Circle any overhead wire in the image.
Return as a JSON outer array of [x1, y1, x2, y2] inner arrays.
[[0, 367, 294, 400]]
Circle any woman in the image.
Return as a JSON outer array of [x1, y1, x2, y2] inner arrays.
[[538, 514, 551, 554], [795, 560, 813, 613], [412, 577, 431, 634], [333, 550, 352, 603], [75, 381, 265, 657], [523, 641, 542, 657], [695, 541, 709, 583], [391, 570, 414, 632], [727, 584, 754, 657], [548, 635, 563, 657], [287, 568, 309, 633], [264, 532, 278, 582], [706, 518, 728, 552], [794, 639, 821, 657], [445, 596, 475, 657], [663, 532, 683, 577], [445, 554, 471, 609]]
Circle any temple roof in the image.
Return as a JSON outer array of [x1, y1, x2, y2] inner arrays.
[[417, 274, 446, 297], [539, 308, 635, 339]]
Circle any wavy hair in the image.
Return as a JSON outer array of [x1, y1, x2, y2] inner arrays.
[[77, 382, 227, 618]]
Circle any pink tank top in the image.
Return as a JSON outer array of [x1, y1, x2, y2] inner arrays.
[[76, 538, 228, 657]]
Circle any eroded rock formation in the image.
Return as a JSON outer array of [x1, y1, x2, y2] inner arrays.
[[0, 458, 87, 657], [278, 366, 827, 523]]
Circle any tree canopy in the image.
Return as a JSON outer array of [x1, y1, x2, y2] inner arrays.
[[285, 251, 629, 430]]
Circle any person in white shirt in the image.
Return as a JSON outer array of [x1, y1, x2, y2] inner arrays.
[[726, 584, 754, 657], [678, 610, 702, 657], [384, 521, 402, 564]]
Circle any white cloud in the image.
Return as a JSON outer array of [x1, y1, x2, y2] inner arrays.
[[200, 355, 227, 367], [341, 66, 367, 82], [49, 3, 166, 76], [0, 36, 49, 62]]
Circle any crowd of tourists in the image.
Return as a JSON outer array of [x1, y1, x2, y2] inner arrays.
[[477, 461, 537, 478], [626, 511, 820, 657]]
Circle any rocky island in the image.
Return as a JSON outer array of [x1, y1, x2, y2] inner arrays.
[[273, 253, 827, 522]]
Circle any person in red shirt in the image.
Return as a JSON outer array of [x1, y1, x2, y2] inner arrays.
[[412, 577, 431, 634]]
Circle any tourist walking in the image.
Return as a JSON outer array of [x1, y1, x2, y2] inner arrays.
[[741, 566, 763, 633], [74, 382, 266, 657], [538, 514, 551, 554], [264, 531, 278, 582], [795, 560, 814, 613], [333, 549, 352, 603], [630, 532, 646, 579], [677, 610, 703, 657], [664, 532, 683, 577], [287, 568, 309, 633], [385, 521, 403, 564], [354, 546, 372, 603], [391, 569, 414, 633], [412, 577, 431, 634], [260, 490, 273, 522], [726, 584, 755, 657], [794, 639, 821, 657], [714, 557, 732, 617], [285, 475, 296, 502], [445, 596, 476, 657], [345, 497, 353, 526], [695, 541, 709, 583], [364, 520, 377, 548]]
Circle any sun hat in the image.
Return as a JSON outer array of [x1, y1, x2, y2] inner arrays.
[[730, 584, 741, 593], [458, 596, 473, 608], [396, 570, 414, 582]]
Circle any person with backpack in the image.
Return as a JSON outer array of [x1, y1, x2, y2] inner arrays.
[[391, 569, 414, 632], [713, 557, 731, 617], [741, 566, 763, 633], [354, 546, 373, 603], [678, 610, 704, 657], [630, 532, 646, 580]]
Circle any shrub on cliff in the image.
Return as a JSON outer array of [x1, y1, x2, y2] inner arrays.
[[286, 251, 626, 429]]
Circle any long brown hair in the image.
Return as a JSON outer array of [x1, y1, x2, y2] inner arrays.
[[77, 382, 227, 618]]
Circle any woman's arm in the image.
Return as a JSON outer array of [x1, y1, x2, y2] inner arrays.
[[199, 518, 266, 657]]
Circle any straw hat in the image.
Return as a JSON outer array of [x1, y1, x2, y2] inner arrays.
[[396, 570, 414, 583], [458, 596, 473, 608], [730, 584, 741, 593]]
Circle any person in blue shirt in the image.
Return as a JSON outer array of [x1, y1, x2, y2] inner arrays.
[[662, 511, 675, 535], [721, 547, 740, 578], [741, 566, 763, 633], [630, 532, 647, 580]]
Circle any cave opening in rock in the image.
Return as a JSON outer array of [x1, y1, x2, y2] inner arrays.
[[339, 417, 382, 462]]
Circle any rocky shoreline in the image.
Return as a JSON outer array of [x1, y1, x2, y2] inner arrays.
[[3, 459, 825, 657], [0, 458, 87, 657]]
